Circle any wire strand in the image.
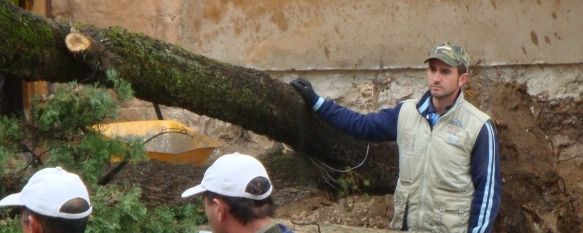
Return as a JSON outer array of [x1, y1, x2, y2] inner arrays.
[[315, 143, 370, 173]]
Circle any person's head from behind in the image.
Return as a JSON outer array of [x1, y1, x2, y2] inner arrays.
[[181, 152, 274, 233], [424, 42, 470, 102], [0, 167, 92, 233]]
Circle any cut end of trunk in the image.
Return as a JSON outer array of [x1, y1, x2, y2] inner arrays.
[[65, 32, 91, 52]]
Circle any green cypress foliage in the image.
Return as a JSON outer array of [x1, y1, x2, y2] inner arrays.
[[0, 69, 206, 232]]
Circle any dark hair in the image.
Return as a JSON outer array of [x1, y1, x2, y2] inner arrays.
[[25, 198, 90, 233], [204, 176, 274, 224], [457, 64, 467, 75]]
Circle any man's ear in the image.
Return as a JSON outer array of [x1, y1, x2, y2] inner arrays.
[[213, 198, 228, 223], [24, 214, 43, 233], [458, 72, 469, 88]]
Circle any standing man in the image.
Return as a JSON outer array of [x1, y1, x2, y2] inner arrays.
[[0, 167, 93, 233], [290, 42, 501, 233], [181, 152, 294, 233]]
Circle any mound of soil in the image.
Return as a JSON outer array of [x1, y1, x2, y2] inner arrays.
[[468, 80, 581, 233]]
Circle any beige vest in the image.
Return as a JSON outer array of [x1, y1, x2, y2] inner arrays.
[[389, 93, 490, 233]]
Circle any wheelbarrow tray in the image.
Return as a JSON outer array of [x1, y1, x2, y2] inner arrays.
[[94, 120, 221, 165]]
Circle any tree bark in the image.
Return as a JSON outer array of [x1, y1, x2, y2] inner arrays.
[[0, 0, 397, 192]]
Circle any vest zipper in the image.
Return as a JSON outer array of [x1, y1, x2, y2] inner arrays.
[[417, 118, 434, 230]]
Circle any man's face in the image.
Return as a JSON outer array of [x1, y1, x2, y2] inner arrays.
[[426, 59, 467, 102]]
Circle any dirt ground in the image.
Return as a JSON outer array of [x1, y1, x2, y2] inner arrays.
[[114, 80, 583, 232], [114, 145, 397, 231]]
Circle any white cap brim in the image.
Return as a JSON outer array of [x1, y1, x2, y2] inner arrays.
[[181, 185, 207, 198], [0, 193, 23, 207]]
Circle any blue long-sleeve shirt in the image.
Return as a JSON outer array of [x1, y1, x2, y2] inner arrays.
[[312, 91, 501, 233]]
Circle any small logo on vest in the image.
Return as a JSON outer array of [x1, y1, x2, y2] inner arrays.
[[449, 119, 464, 128], [446, 119, 464, 146], [447, 135, 462, 145]]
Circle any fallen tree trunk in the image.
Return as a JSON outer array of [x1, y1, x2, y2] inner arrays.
[[0, 0, 398, 192]]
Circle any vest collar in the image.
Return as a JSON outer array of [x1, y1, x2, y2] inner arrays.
[[416, 89, 465, 118]]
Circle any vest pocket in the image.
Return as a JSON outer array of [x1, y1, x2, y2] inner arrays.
[[398, 131, 420, 183], [399, 131, 418, 154], [432, 197, 470, 233]]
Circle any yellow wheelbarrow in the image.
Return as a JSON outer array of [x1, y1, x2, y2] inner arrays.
[[95, 120, 222, 166]]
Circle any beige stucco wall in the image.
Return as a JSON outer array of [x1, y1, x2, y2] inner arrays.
[[44, 3, 583, 228], [52, 0, 583, 71]]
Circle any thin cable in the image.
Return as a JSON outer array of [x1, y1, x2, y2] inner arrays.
[[317, 143, 370, 173], [308, 157, 340, 186]]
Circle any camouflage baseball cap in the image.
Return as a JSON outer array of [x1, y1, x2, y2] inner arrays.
[[424, 42, 469, 70]]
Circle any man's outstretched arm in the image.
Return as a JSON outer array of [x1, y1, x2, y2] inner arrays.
[[290, 77, 400, 141]]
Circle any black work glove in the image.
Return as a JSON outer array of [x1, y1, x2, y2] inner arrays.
[[290, 78, 320, 107]]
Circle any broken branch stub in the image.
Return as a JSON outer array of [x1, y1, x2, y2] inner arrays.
[[65, 32, 91, 52]]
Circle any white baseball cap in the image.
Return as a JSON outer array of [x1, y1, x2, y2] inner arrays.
[[181, 152, 273, 200], [0, 167, 92, 219]]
